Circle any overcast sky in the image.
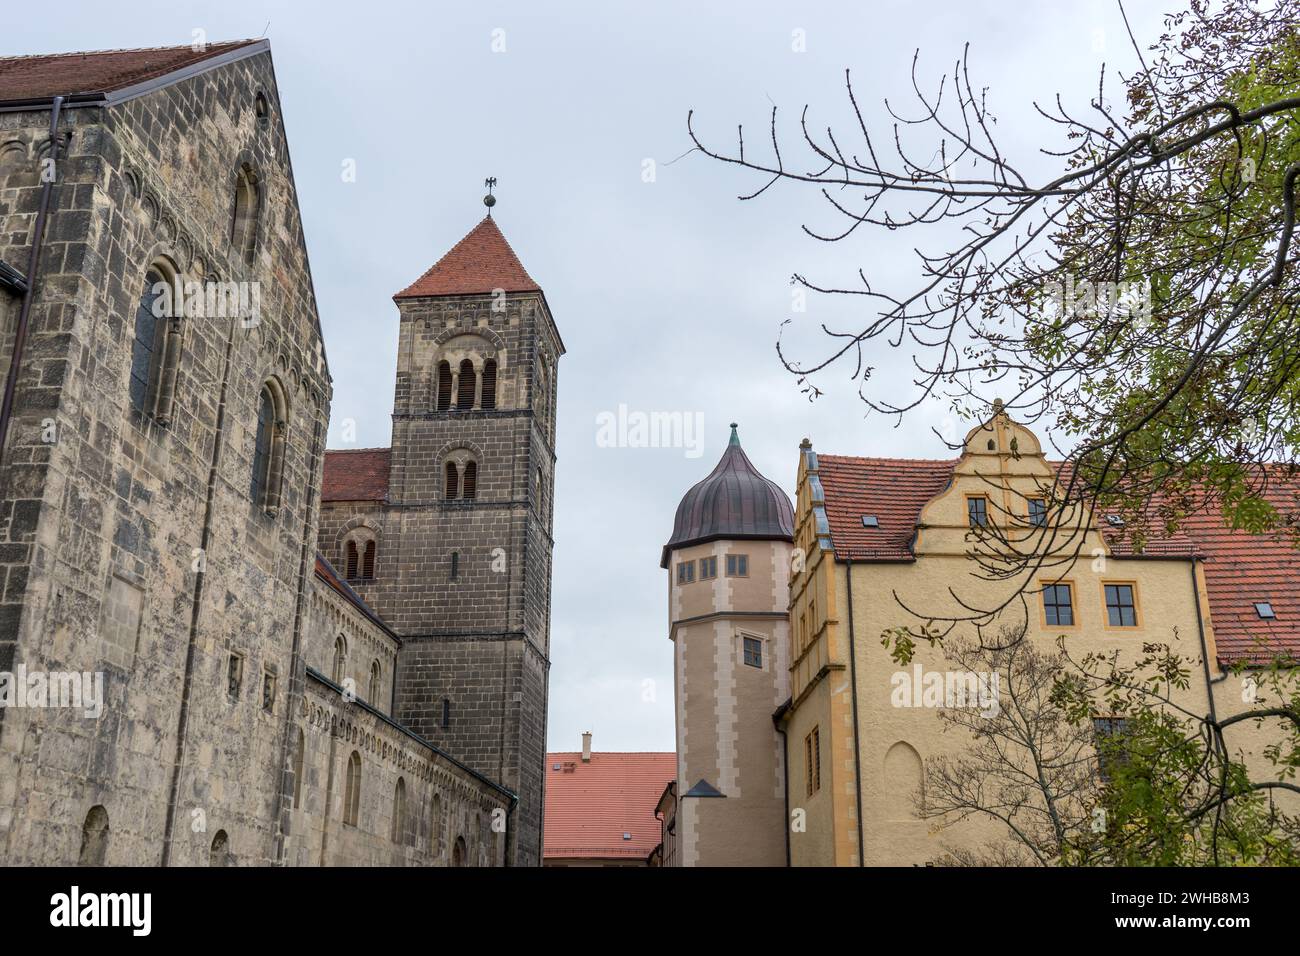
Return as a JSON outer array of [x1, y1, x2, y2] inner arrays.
[[9, 0, 1168, 753]]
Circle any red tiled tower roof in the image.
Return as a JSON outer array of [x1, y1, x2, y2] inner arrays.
[[394, 216, 540, 299], [543, 752, 675, 862], [815, 453, 1300, 666], [322, 448, 390, 502], [0, 40, 262, 103]]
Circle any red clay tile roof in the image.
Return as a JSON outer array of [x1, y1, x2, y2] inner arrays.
[[394, 216, 540, 299], [819, 454, 956, 561], [0, 41, 262, 103], [816, 454, 1300, 666], [543, 752, 675, 861], [322, 448, 390, 502]]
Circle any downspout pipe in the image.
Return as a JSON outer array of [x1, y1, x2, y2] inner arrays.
[[771, 698, 792, 867], [0, 96, 63, 471], [1190, 558, 1220, 726], [843, 559, 866, 867]]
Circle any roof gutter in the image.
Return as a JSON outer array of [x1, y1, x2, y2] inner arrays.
[[0, 95, 62, 472]]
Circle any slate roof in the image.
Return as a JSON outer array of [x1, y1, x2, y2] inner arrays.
[[321, 448, 390, 502], [661, 425, 795, 567], [543, 752, 675, 862]]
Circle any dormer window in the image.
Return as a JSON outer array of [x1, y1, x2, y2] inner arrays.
[[861, 515, 879, 528], [1255, 602, 1276, 619]]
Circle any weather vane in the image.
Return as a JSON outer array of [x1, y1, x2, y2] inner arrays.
[[483, 177, 497, 213]]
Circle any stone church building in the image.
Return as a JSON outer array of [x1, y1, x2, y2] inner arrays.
[[0, 40, 555, 866]]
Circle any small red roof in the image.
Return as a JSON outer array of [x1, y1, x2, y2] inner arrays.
[[394, 216, 540, 299], [816, 454, 1300, 666], [322, 448, 390, 502], [0, 41, 262, 103], [543, 752, 675, 862]]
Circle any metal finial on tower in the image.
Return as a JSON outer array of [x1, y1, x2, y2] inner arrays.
[[729, 422, 740, 446], [483, 177, 497, 214]]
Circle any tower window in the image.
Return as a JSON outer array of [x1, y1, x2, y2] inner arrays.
[[445, 461, 459, 500], [743, 636, 762, 668], [805, 726, 821, 796], [345, 540, 359, 579], [481, 359, 497, 410], [676, 560, 695, 585], [725, 554, 749, 577], [462, 461, 478, 500], [699, 555, 717, 580], [436, 361, 453, 411], [450, 551, 459, 581], [361, 540, 376, 579], [457, 359, 476, 409]]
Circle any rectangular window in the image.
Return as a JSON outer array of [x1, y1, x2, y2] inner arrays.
[[967, 496, 989, 528], [742, 636, 762, 668], [1093, 717, 1130, 782], [1042, 583, 1074, 627], [676, 560, 695, 585], [1104, 583, 1138, 627], [1028, 498, 1047, 527], [262, 671, 277, 713], [228, 654, 243, 698], [725, 554, 749, 577], [805, 727, 821, 796], [699, 555, 718, 580]]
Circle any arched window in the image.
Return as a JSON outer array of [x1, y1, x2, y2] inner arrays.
[[129, 264, 183, 425], [251, 380, 287, 516], [436, 361, 453, 411], [209, 830, 229, 866], [332, 636, 347, 685], [362, 540, 376, 579], [369, 659, 381, 703], [78, 805, 109, 866], [231, 164, 260, 265], [457, 359, 476, 409], [481, 359, 497, 410], [344, 751, 361, 827], [430, 793, 443, 856], [345, 540, 359, 579], [436, 361, 453, 410], [462, 461, 478, 500], [452, 835, 467, 867], [391, 777, 407, 844], [883, 741, 925, 821], [444, 461, 459, 500], [293, 728, 305, 810]]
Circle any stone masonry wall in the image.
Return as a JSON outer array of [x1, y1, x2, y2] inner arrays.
[[0, 48, 331, 866]]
